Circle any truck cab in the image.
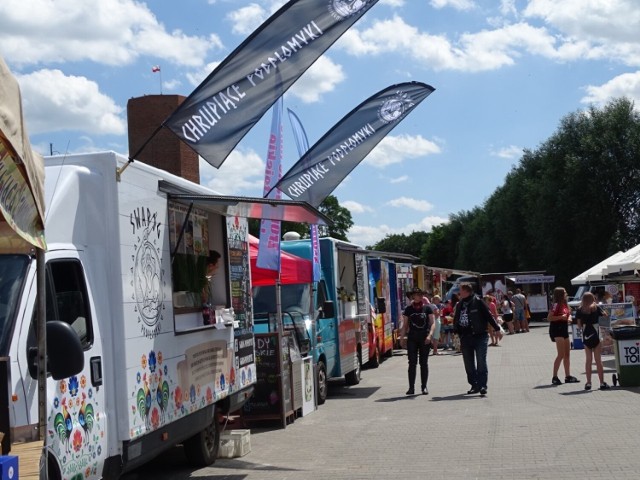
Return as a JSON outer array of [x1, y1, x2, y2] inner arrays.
[[281, 237, 368, 404]]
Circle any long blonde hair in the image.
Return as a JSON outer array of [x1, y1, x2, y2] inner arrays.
[[552, 287, 567, 306], [579, 292, 597, 313]]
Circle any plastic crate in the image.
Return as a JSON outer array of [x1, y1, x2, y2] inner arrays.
[[217, 429, 251, 458]]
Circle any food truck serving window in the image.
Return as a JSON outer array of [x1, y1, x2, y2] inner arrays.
[[168, 201, 229, 333]]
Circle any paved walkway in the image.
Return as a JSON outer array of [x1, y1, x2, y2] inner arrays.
[[128, 323, 640, 479]]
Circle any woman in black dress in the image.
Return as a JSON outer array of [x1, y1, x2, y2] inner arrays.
[[575, 292, 609, 390]]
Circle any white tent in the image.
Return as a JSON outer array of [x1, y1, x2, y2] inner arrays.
[[571, 250, 625, 285], [603, 243, 640, 278]]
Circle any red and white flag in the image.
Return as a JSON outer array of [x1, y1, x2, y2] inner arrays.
[[151, 65, 161, 73]]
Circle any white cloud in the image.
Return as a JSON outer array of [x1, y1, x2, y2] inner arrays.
[[17, 69, 125, 135], [500, 0, 518, 17], [429, 0, 475, 11], [390, 175, 409, 184], [340, 16, 560, 72], [162, 79, 182, 91], [0, 0, 218, 68], [387, 197, 434, 212], [491, 145, 523, 159], [365, 134, 441, 168], [581, 71, 640, 108], [342, 201, 374, 214], [347, 215, 448, 246], [288, 56, 346, 103], [524, 0, 640, 65], [199, 148, 264, 195], [381, 0, 405, 6], [186, 61, 222, 88], [227, 4, 267, 35], [340, 6, 640, 72], [403, 215, 449, 233]]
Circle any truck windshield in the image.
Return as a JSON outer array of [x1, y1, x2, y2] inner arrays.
[[252, 284, 311, 315], [0, 255, 30, 355]]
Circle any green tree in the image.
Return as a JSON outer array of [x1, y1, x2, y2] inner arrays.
[[318, 195, 353, 241], [370, 231, 429, 257]]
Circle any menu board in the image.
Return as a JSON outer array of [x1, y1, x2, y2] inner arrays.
[[168, 202, 208, 257], [226, 216, 251, 330], [599, 302, 637, 355], [243, 332, 292, 422]]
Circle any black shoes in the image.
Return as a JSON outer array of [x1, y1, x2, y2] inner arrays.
[[551, 376, 562, 385], [406, 388, 415, 395], [565, 376, 580, 384], [600, 382, 611, 390], [466, 387, 487, 395], [585, 383, 592, 391], [421, 387, 429, 395]]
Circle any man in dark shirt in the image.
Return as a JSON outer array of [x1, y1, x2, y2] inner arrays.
[[400, 287, 435, 395], [453, 283, 503, 396]]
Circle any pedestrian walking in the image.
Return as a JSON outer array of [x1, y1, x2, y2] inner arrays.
[[430, 295, 443, 355], [548, 286, 580, 385], [512, 288, 527, 333], [500, 293, 515, 334], [453, 283, 503, 396], [575, 292, 610, 390], [400, 287, 435, 395]]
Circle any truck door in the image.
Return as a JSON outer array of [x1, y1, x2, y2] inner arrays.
[[315, 280, 337, 377], [18, 256, 108, 480]]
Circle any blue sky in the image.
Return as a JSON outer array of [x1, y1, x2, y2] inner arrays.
[[2, 0, 639, 246]]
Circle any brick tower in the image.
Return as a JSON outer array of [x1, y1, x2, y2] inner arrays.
[[127, 95, 200, 183]]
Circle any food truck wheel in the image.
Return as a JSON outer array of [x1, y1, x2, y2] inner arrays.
[[345, 353, 362, 386], [317, 360, 328, 405], [369, 346, 380, 368], [612, 374, 617, 387], [184, 407, 221, 466]]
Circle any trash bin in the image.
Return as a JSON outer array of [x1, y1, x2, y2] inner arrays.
[[609, 325, 640, 387]]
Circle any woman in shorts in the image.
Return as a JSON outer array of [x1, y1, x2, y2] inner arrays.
[[549, 287, 579, 385], [500, 294, 515, 334], [575, 292, 609, 390]]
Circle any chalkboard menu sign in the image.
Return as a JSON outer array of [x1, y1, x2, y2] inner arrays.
[[243, 332, 293, 424]]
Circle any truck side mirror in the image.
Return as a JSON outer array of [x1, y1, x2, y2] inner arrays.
[[322, 300, 335, 319], [29, 321, 85, 380], [48, 321, 85, 380], [376, 297, 386, 314]]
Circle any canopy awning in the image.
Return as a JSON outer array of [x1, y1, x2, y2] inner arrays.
[[571, 250, 626, 285], [160, 186, 331, 226], [0, 56, 46, 250], [249, 235, 312, 286], [602, 244, 640, 277]]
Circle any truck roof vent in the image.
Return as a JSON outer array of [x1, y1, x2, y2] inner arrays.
[[283, 231, 301, 241]]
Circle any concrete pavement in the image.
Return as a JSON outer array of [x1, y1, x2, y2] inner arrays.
[[128, 323, 640, 479]]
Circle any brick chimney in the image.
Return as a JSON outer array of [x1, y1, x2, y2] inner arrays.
[[127, 95, 200, 183]]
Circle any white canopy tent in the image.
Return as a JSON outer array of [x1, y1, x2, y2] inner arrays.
[[571, 250, 625, 285], [603, 243, 640, 278]]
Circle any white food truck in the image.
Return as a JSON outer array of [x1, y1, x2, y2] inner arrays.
[[0, 151, 328, 479]]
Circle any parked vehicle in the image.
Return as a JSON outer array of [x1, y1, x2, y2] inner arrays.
[[0, 151, 327, 479], [367, 258, 395, 360], [280, 237, 369, 404]]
